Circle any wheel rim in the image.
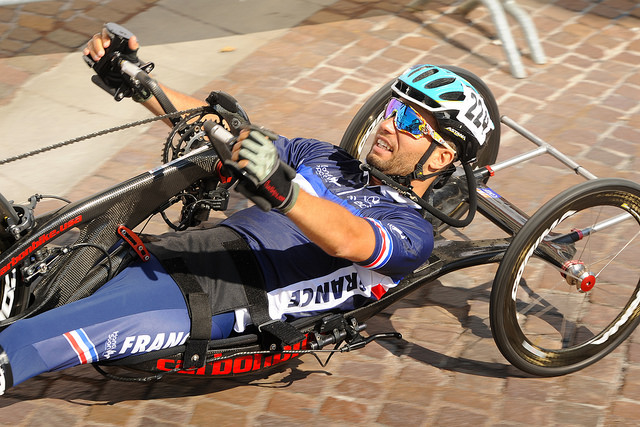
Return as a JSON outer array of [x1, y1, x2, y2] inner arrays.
[[502, 189, 640, 369]]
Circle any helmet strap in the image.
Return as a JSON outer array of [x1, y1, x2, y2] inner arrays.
[[389, 142, 438, 187]]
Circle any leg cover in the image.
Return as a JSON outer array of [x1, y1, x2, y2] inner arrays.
[[0, 256, 234, 391]]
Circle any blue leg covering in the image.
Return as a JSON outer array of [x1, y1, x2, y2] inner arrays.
[[0, 256, 235, 389]]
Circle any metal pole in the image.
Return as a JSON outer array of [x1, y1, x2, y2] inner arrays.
[[489, 146, 549, 172], [502, 0, 546, 64], [501, 116, 598, 180], [481, 0, 527, 78]]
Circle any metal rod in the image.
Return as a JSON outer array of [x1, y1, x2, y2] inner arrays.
[[500, 116, 598, 180], [502, 0, 546, 64], [481, 0, 527, 78], [580, 212, 634, 237], [489, 146, 548, 172]]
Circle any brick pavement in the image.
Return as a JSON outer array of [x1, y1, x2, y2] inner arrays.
[[1, 0, 640, 425]]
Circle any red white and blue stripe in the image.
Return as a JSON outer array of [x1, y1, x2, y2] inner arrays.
[[360, 218, 393, 270], [63, 328, 99, 364]]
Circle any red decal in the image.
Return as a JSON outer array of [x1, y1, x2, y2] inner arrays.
[[232, 355, 254, 373], [211, 355, 232, 375], [154, 336, 310, 376], [371, 284, 386, 300], [264, 180, 285, 202], [1, 215, 82, 276]]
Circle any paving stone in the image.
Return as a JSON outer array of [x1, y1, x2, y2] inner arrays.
[[17, 13, 56, 32], [22, 1, 65, 16], [45, 27, 89, 48], [264, 390, 322, 420], [608, 400, 640, 423], [319, 396, 370, 423], [22, 38, 66, 55], [376, 402, 429, 427], [62, 15, 104, 36], [7, 26, 41, 43], [433, 405, 489, 426], [189, 399, 250, 426]]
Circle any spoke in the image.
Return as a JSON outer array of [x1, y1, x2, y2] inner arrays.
[[575, 208, 602, 262], [561, 294, 590, 348], [594, 229, 640, 278]]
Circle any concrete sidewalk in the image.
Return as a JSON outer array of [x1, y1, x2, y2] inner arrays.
[[0, 0, 640, 425], [0, 0, 336, 201]]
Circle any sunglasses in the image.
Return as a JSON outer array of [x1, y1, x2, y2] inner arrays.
[[384, 98, 454, 151]]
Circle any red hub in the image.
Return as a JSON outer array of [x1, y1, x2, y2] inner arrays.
[[561, 260, 596, 293], [580, 274, 596, 292]]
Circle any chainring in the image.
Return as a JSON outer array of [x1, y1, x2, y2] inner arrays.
[[159, 102, 251, 230], [162, 106, 223, 163]]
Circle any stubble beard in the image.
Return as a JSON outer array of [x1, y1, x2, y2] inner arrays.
[[365, 149, 415, 177]]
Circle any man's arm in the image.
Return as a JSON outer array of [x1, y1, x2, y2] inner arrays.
[[285, 190, 376, 263], [139, 84, 206, 117], [229, 130, 377, 263], [84, 28, 377, 264]]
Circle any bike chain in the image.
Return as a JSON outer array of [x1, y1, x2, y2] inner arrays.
[[0, 106, 208, 166]]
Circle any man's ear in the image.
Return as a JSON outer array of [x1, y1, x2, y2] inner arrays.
[[429, 146, 456, 170]]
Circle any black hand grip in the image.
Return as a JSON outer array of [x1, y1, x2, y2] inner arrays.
[[203, 121, 234, 162], [84, 22, 135, 69]]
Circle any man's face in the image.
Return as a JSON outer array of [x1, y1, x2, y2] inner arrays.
[[365, 101, 440, 177]]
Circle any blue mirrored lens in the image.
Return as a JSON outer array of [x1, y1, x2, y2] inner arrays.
[[384, 98, 423, 136]]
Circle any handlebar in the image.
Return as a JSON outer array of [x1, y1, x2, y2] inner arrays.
[[84, 23, 179, 125], [119, 60, 178, 121]]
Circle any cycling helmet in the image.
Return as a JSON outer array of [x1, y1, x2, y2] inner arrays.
[[391, 64, 495, 165]]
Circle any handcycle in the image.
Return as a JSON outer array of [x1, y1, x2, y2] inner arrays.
[[1, 29, 639, 382]]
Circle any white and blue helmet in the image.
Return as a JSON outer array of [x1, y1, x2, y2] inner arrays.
[[392, 65, 495, 164]]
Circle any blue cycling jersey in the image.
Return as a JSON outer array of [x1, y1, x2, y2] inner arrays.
[[222, 137, 434, 323]]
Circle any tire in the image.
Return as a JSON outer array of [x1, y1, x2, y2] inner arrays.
[[490, 178, 640, 376], [339, 66, 501, 231]]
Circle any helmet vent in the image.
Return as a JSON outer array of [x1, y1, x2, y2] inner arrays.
[[440, 91, 465, 101], [411, 68, 438, 83], [426, 77, 456, 88]]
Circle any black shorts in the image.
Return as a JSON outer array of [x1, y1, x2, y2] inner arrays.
[[145, 226, 262, 316]]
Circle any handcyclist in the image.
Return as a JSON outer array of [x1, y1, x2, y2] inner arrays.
[[0, 26, 493, 394]]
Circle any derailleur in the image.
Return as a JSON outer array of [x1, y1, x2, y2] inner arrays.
[[310, 313, 402, 352]]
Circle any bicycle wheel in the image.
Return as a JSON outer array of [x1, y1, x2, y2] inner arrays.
[[490, 178, 640, 376], [339, 66, 500, 231]]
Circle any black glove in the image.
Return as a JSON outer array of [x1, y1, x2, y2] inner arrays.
[[225, 128, 299, 213], [84, 23, 153, 102]]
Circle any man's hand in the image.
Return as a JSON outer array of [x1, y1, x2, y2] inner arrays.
[[226, 128, 299, 213], [83, 23, 152, 102], [83, 25, 139, 63]]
